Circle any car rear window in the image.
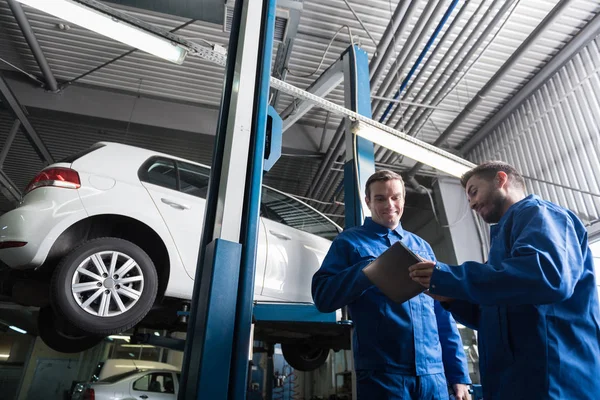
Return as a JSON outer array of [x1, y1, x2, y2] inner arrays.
[[60, 143, 106, 163]]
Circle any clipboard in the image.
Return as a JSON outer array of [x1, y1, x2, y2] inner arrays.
[[362, 241, 426, 303]]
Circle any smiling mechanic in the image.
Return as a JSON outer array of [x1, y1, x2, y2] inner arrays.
[[312, 170, 471, 400], [410, 161, 600, 399]]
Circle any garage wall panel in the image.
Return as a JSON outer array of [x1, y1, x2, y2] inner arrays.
[[468, 37, 600, 225]]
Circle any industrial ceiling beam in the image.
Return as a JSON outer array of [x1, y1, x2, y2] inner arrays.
[[0, 72, 54, 164], [280, 60, 343, 132], [6, 0, 59, 92]]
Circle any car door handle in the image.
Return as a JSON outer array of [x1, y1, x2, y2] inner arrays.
[[269, 230, 291, 240], [161, 198, 189, 210], [139, 396, 148, 399]]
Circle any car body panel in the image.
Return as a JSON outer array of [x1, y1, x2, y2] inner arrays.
[[0, 142, 340, 307], [0, 185, 88, 269]]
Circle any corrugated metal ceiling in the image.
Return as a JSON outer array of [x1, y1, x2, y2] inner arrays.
[[0, 0, 599, 223]]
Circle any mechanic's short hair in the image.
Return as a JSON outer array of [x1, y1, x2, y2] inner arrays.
[[365, 170, 405, 199], [460, 161, 526, 190]]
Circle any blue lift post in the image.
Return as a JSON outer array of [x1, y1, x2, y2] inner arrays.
[[177, 0, 276, 398], [342, 45, 376, 228]]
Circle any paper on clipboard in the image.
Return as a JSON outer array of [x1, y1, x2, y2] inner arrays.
[[362, 241, 426, 303]]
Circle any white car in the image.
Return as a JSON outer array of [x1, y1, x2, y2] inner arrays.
[[77, 368, 180, 400], [0, 142, 342, 369]]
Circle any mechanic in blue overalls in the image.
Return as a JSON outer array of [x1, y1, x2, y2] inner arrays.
[[409, 161, 600, 400], [312, 170, 472, 400]]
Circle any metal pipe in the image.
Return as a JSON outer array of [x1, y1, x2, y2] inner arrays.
[[398, 0, 502, 131], [400, 0, 517, 134], [343, 0, 378, 49], [7, 0, 58, 92], [379, 0, 460, 123], [319, 111, 331, 152], [0, 119, 20, 167], [376, 0, 493, 164], [457, 0, 599, 155], [306, 119, 345, 198], [311, 139, 345, 201], [369, 0, 412, 80], [395, 0, 472, 113], [372, 1, 442, 119], [371, 95, 460, 112], [408, 0, 589, 177], [370, 0, 423, 94]]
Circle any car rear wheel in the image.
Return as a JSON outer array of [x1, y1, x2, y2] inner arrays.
[[281, 342, 330, 371], [51, 237, 158, 335], [38, 306, 104, 353]]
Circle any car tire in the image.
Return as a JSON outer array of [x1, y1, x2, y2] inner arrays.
[[37, 306, 104, 353], [50, 237, 158, 335], [281, 343, 329, 371]]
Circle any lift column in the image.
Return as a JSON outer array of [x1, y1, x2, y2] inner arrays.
[[177, 0, 276, 398], [342, 45, 375, 228]]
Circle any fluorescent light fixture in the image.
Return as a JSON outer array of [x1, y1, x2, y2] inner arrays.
[[9, 325, 27, 334], [0, 354, 9, 358], [351, 121, 475, 178], [108, 335, 130, 342], [16, 0, 188, 64]]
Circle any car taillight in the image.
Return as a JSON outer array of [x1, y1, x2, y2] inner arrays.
[[0, 241, 27, 249], [24, 167, 81, 194], [82, 388, 95, 400]]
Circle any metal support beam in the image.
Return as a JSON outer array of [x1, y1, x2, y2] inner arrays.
[[0, 169, 21, 203], [281, 60, 344, 132], [7, 0, 59, 92], [0, 120, 20, 167], [0, 73, 53, 164]]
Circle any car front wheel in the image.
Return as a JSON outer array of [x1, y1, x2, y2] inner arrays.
[[50, 237, 158, 335]]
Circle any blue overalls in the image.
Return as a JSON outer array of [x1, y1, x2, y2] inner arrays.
[[313, 218, 471, 399], [431, 195, 600, 399]]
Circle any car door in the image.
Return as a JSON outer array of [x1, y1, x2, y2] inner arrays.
[[139, 158, 267, 291], [129, 371, 177, 400], [259, 186, 340, 303]]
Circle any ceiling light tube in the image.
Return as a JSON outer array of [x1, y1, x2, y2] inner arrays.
[[351, 121, 475, 178], [9, 325, 27, 334], [16, 0, 188, 64]]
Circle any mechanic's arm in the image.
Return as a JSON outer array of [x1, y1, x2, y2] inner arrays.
[[311, 238, 373, 313], [441, 300, 480, 330], [430, 206, 584, 306], [434, 301, 471, 387]]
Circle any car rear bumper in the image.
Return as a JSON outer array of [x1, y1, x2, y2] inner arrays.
[[0, 187, 87, 269]]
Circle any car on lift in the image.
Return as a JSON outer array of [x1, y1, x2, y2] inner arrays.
[[0, 142, 345, 371]]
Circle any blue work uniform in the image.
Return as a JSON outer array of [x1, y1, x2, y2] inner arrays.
[[430, 195, 600, 399], [312, 218, 471, 399]]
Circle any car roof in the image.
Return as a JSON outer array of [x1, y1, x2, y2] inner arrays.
[[94, 142, 342, 232]]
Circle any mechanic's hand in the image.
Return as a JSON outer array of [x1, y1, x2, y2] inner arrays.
[[453, 383, 471, 400], [408, 261, 435, 288]]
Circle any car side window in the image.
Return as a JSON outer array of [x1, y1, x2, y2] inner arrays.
[[261, 186, 339, 240], [177, 161, 210, 198], [133, 372, 175, 393], [139, 158, 177, 190]]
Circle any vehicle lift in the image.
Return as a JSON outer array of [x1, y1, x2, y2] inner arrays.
[[129, 0, 376, 398]]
